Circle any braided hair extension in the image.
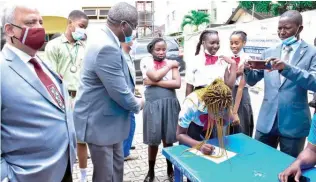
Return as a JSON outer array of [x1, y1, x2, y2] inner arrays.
[[195, 30, 218, 56], [230, 30, 247, 42], [147, 37, 166, 53], [183, 78, 233, 158]]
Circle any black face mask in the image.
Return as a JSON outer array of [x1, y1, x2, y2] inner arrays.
[[152, 55, 165, 62]]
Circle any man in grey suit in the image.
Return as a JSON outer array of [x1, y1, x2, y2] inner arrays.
[[1, 3, 76, 182], [73, 2, 144, 182], [244, 10, 316, 157]]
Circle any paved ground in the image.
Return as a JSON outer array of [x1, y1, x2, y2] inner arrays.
[[72, 79, 314, 182]]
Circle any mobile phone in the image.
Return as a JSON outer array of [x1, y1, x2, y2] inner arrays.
[[248, 59, 273, 70], [288, 175, 310, 182]]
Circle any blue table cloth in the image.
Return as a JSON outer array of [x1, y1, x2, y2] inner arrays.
[[162, 134, 316, 182]]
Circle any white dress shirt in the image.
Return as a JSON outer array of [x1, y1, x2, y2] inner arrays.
[[232, 50, 251, 87], [6, 44, 62, 94], [185, 51, 228, 87]]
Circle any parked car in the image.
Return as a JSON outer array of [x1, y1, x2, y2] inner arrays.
[[130, 37, 186, 84]]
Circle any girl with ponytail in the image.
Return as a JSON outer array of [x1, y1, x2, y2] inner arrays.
[[185, 29, 237, 96], [228, 30, 254, 137]]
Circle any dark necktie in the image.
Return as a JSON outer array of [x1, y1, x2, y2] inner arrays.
[[29, 58, 65, 111], [205, 54, 218, 65]]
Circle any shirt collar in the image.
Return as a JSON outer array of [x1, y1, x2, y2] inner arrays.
[[282, 39, 301, 50], [204, 49, 218, 57], [61, 34, 83, 46], [6, 44, 33, 64], [105, 25, 120, 47], [233, 49, 244, 57]]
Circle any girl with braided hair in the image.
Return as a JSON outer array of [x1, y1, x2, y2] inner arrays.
[[177, 78, 239, 156], [140, 38, 181, 182], [185, 29, 237, 96], [228, 30, 254, 136]]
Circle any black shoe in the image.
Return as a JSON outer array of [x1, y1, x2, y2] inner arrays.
[[130, 146, 136, 150], [144, 173, 155, 182], [168, 173, 174, 182]]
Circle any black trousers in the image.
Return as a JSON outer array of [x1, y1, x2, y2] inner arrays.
[[61, 161, 72, 182]]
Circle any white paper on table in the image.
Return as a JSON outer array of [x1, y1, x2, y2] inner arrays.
[[189, 146, 236, 164]]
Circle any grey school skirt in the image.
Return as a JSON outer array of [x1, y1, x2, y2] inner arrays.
[[143, 86, 181, 146]]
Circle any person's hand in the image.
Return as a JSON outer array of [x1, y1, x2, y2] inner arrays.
[[200, 143, 215, 155], [244, 60, 252, 70], [265, 58, 285, 71], [167, 60, 179, 68], [137, 98, 145, 110], [134, 88, 142, 98], [143, 78, 157, 86], [231, 113, 240, 126], [278, 161, 302, 182], [237, 64, 245, 76], [219, 55, 236, 65]]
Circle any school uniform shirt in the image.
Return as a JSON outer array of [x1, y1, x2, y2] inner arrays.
[[45, 34, 86, 91], [231, 50, 251, 87], [140, 56, 173, 84], [178, 92, 232, 131], [185, 51, 228, 88]]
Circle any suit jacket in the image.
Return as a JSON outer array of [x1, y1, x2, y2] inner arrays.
[[123, 51, 136, 88], [245, 40, 316, 138], [73, 26, 139, 146], [0, 45, 76, 182]]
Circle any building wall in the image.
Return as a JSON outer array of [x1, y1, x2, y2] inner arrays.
[[210, 1, 238, 24], [235, 12, 258, 23], [164, 0, 238, 35]]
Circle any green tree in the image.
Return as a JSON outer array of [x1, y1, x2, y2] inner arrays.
[[181, 10, 210, 32], [239, 1, 316, 16]]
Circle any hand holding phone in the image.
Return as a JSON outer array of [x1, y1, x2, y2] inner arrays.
[[247, 58, 275, 70], [288, 175, 310, 182]]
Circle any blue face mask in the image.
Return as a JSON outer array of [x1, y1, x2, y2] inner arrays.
[[125, 35, 133, 44], [72, 27, 86, 41], [282, 35, 297, 46], [121, 21, 135, 44], [281, 27, 301, 46]]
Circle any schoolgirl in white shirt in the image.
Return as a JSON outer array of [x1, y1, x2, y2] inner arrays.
[[185, 29, 237, 96], [229, 31, 254, 137]]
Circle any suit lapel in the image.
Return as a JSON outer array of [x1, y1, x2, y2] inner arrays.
[[2, 46, 64, 112], [123, 53, 136, 86], [291, 41, 307, 66], [280, 41, 308, 87], [271, 45, 283, 86], [274, 44, 282, 60], [102, 26, 135, 87], [121, 50, 135, 87]]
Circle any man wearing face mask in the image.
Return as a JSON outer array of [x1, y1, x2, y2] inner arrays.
[[1, 3, 76, 182], [73, 2, 144, 182], [44, 9, 89, 182], [244, 10, 316, 158]]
